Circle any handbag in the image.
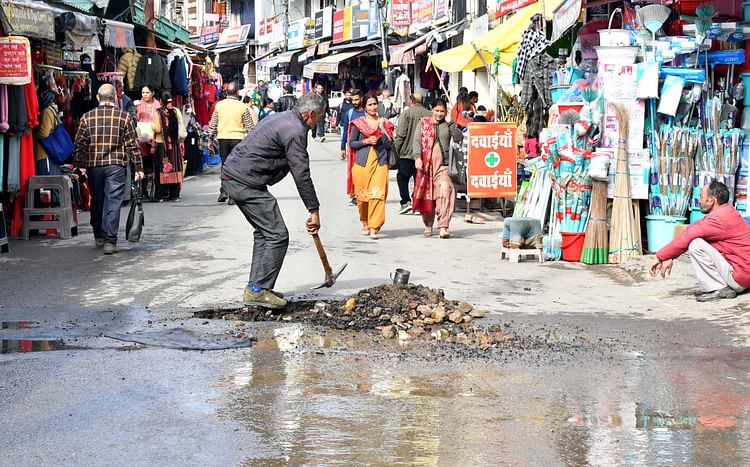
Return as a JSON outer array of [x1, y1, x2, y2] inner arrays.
[[41, 122, 74, 165], [126, 184, 145, 242], [380, 123, 399, 170], [136, 121, 154, 143]]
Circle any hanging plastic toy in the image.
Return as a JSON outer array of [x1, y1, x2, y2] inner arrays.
[[491, 48, 501, 76]]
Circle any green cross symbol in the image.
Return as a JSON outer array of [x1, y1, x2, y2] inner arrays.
[[485, 152, 500, 168]]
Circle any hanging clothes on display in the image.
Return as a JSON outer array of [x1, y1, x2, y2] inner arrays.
[[518, 14, 553, 141], [0, 85, 8, 133], [6, 135, 20, 193], [117, 48, 141, 91], [393, 71, 411, 111], [191, 65, 209, 126], [167, 49, 193, 97], [10, 133, 36, 237], [135, 51, 170, 92]]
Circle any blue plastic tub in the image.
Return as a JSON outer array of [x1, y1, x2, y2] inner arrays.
[[646, 215, 687, 253], [744, 1, 750, 21], [742, 72, 750, 106]]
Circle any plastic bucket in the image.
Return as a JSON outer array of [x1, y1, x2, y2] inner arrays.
[[741, 72, 750, 106], [646, 215, 686, 253], [744, 1, 750, 21], [560, 231, 586, 262], [551, 85, 571, 103]]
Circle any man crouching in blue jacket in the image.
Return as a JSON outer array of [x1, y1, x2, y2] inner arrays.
[[221, 92, 325, 309]]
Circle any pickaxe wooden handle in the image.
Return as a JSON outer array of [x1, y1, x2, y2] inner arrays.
[[312, 233, 333, 277]]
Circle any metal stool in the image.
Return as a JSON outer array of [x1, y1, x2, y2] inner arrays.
[[0, 204, 8, 253], [22, 175, 78, 240], [500, 245, 544, 263]]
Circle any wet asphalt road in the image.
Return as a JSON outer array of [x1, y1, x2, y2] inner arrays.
[[2, 136, 750, 465]]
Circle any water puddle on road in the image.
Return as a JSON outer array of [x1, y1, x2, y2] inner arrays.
[[217, 325, 750, 465], [1, 321, 38, 330], [1, 339, 66, 354]]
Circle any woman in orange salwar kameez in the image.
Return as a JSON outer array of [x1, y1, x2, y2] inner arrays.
[[412, 97, 464, 239], [349, 94, 395, 239]]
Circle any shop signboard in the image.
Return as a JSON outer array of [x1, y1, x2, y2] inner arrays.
[[314, 7, 333, 39], [0, 3, 55, 41], [411, 0, 433, 27], [466, 122, 517, 198], [390, 0, 411, 28], [332, 7, 352, 44], [217, 25, 252, 47], [367, 3, 381, 40], [433, 0, 449, 20], [287, 19, 306, 50], [496, 0, 537, 18], [0, 37, 32, 85], [200, 25, 220, 44], [351, 2, 370, 41]]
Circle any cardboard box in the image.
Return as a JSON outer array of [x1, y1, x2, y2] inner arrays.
[[607, 149, 650, 200]]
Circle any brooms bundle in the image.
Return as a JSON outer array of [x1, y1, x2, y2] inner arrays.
[[650, 126, 698, 217], [580, 179, 609, 264], [608, 103, 641, 264]]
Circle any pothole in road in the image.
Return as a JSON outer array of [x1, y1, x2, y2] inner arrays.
[[193, 283, 624, 356]]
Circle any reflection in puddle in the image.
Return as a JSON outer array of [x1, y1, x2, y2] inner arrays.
[[222, 328, 750, 465], [1, 321, 38, 330], [1, 339, 65, 354]]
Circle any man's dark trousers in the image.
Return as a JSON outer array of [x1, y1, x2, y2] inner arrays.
[[219, 139, 242, 196], [88, 165, 126, 244], [396, 158, 416, 206], [312, 118, 326, 139], [222, 179, 289, 289]]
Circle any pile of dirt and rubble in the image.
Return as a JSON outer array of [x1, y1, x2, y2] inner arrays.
[[194, 284, 534, 350]]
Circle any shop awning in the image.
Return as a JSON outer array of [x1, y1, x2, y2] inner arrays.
[[250, 48, 280, 63], [428, 3, 541, 72], [214, 44, 247, 55], [303, 49, 366, 78], [50, 0, 110, 14], [390, 20, 468, 65], [104, 20, 135, 49], [298, 45, 317, 62], [217, 25, 252, 48], [0, 2, 56, 41], [328, 39, 380, 52], [274, 50, 302, 66], [57, 11, 102, 52]]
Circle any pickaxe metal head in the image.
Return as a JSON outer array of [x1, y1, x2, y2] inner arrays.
[[311, 263, 348, 290]]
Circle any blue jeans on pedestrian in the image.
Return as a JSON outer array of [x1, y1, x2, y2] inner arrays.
[[88, 165, 126, 245]]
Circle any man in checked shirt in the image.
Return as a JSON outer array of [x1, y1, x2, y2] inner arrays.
[[73, 83, 143, 255]]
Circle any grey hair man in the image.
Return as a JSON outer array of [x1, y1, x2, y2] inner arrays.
[[221, 92, 326, 309], [393, 92, 430, 213], [73, 83, 143, 254]]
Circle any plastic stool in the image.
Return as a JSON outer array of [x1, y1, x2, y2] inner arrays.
[[501, 245, 544, 263], [22, 175, 78, 240]]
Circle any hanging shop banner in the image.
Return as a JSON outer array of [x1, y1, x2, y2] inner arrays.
[[411, 0, 433, 27], [351, 2, 370, 41], [288, 19, 306, 50], [104, 20, 136, 49], [496, 0, 537, 18], [0, 37, 32, 85], [467, 122, 517, 198], [332, 7, 352, 44], [200, 25, 220, 44], [433, 0, 449, 20], [315, 7, 333, 39], [218, 25, 252, 47], [0, 3, 55, 41], [368, 3, 382, 40], [390, 0, 412, 28]]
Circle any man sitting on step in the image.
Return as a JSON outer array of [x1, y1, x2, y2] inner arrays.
[[651, 181, 750, 302]]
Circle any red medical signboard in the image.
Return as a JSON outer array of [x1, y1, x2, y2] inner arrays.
[[391, 0, 412, 27], [0, 37, 31, 85], [466, 122, 517, 198]]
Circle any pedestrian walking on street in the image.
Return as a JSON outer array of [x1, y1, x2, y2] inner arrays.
[[394, 92, 431, 214], [311, 84, 329, 142], [221, 92, 325, 309], [208, 81, 255, 204], [377, 89, 398, 120], [340, 89, 365, 204], [336, 90, 353, 131], [275, 84, 298, 112], [73, 83, 143, 255], [152, 91, 186, 202], [651, 181, 750, 302], [412, 97, 463, 239], [258, 97, 275, 122], [349, 93, 395, 240]]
